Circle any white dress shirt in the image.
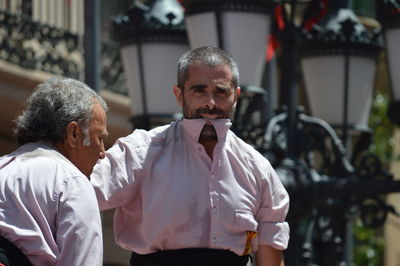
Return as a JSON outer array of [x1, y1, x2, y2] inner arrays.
[[0, 141, 103, 266], [91, 118, 289, 256]]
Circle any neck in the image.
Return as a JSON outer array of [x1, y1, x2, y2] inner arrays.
[[199, 139, 217, 160]]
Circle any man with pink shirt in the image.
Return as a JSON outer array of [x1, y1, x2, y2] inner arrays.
[[91, 46, 289, 266], [0, 77, 108, 266]]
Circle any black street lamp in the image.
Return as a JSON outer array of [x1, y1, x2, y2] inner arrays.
[[265, 1, 400, 265], [111, 0, 189, 129], [268, 1, 400, 265], [300, 0, 381, 146], [182, 0, 276, 88]]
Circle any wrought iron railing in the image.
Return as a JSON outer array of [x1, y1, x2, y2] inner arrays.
[[0, 9, 128, 95], [101, 40, 128, 95]]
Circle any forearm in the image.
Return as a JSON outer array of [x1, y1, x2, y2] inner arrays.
[[255, 245, 284, 266]]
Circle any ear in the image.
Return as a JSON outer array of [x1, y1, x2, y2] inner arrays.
[[234, 87, 241, 102], [65, 121, 80, 148], [232, 87, 241, 109], [236, 87, 241, 99], [173, 85, 184, 106]]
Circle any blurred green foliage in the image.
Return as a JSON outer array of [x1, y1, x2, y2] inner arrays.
[[353, 218, 385, 266], [368, 93, 395, 166], [353, 92, 394, 266]]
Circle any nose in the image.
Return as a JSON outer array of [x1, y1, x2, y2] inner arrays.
[[204, 92, 216, 110], [99, 143, 105, 159]]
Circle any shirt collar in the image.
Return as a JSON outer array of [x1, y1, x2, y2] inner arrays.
[[181, 118, 232, 142], [17, 141, 77, 168]]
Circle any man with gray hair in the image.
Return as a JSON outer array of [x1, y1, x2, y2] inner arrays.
[[0, 77, 109, 265]]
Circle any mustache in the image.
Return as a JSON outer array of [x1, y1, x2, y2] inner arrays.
[[194, 108, 225, 116]]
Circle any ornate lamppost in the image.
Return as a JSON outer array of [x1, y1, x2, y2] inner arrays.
[[111, 0, 189, 129], [268, 1, 400, 265], [182, 0, 276, 88], [300, 0, 381, 146]]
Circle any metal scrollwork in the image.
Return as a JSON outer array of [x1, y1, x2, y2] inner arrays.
[[101, 41, 128, 95], [261, 110, 354, 177], [0, 10, 80, 78], [359, 197, 392, 228], [232, 107, 400, 265], [232, 85, 269, 147], [0, 9, 127, 95]]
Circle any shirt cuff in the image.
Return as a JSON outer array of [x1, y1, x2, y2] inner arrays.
[[258, 221, 290, 250]]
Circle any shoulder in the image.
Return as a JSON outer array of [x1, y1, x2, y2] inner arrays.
[[123, 120, 181, 148], [102, 121, 181, 166], [1, 142, 85, 180], [36, 155, 90, 192], [1, 153, 61, 178], [0, 147, 91, 203], [227, 131, 269, 161], [226, 131, 274, 173]]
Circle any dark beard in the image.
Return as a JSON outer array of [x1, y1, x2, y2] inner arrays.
[[199, 124, 217, 141]]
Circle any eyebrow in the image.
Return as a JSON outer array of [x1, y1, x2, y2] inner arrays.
[[216, 85, 231, 90], [188, 84, 207, 90]]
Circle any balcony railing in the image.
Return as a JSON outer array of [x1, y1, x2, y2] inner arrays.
[[0, 9, 127, 95]]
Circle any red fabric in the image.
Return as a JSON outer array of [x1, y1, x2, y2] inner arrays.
[[304, 0, 328, 31], [274, 5, 286, 31], [266, 35, 279, 62]]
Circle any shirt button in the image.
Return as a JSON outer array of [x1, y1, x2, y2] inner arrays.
[[211, 174, 215, 179], [212, 207, 217, 213], [212, 237, 217, 243]]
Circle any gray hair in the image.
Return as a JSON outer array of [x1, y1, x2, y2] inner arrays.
[[14, 77, 108, 146], [177, 46, 240, 89]]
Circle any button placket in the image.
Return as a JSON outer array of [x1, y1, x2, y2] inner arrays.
[[208, 170, 214, 245], [209, 167, 221, 247]]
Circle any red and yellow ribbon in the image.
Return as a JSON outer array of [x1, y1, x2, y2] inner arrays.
[[242, 231, 258, 255]]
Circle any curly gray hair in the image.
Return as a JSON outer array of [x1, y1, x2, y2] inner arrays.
[[177, 46, 240, 89], [14, 77, 108, 146]]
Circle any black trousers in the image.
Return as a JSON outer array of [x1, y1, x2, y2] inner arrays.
[[0, 236, 32, 266], [130, 248, 250, 266]]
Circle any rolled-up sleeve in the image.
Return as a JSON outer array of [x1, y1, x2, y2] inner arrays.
[[255, 162, 290, 250]]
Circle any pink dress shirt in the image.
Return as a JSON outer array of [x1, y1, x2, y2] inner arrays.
[[91, 118, 289, 256], [0, 142, 103, 266]]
